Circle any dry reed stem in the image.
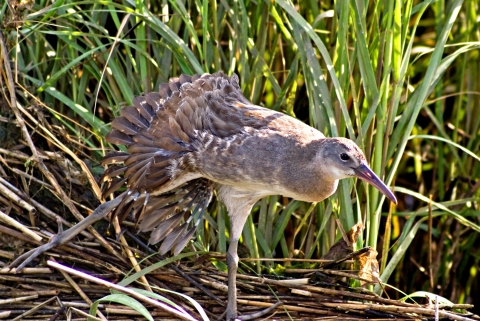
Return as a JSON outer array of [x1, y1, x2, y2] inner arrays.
[[47, 260, 197, 321]]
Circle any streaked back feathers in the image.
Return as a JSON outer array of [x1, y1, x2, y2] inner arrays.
[[101, 72, 267, 254]]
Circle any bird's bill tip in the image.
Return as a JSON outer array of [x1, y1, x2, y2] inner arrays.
[[353, 163, 397, 204]]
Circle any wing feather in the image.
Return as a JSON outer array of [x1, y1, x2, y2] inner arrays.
[[102, 72, 258, 254]]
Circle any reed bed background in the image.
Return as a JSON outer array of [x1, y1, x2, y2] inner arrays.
[[1, 0, 479, 317]]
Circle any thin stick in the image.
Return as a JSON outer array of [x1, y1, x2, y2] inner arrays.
[[0, 210, 42, 242], [52, 258, 108, 321], [0, 179, 36, 214], [47, 260, 197, 321]]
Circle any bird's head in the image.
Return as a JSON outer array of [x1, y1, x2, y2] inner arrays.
[[318, 138, 397, 204]]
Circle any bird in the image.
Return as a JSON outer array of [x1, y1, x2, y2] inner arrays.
[[10, 72, 397, 320]]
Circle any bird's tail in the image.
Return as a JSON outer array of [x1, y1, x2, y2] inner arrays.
[[101, 178, 213, 255]]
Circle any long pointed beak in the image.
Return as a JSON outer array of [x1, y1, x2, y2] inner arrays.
[[353, 162, 397, 204]]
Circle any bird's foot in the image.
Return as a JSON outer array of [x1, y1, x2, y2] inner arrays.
[[234, 302, 282, 320], [8, 240, 57, 272], [10, 197, 122, 272], [225, 313, 239, 321]]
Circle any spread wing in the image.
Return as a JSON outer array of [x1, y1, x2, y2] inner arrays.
[[101, 72, 265, 254]]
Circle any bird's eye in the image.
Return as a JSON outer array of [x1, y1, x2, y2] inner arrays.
[[340, 153, 350, 161]]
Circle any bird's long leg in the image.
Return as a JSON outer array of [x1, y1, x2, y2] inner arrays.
[[9, 196, 126, 272], [224, 196, 256, 321]]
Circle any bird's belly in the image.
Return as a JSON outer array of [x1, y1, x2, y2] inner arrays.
[[213, 178, 335, 203], [217, 180, 286, 199]]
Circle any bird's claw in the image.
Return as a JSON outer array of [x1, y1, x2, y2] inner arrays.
[[9, 239, 57, 272], [234, 302, 282, 320]]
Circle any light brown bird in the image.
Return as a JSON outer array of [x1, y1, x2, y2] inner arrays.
[[11, 72, 396, 320]]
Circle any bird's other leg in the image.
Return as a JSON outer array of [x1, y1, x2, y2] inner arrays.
[[224, 196, 256, 321], [9, 196, 125, 272]]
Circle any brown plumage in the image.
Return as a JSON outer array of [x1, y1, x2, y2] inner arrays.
[[100, 72, 292, 253], [11, 72, 396, 321], [99, 72, 397, 320]]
